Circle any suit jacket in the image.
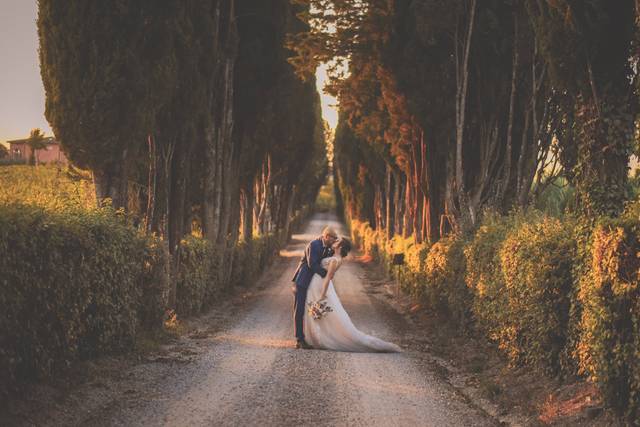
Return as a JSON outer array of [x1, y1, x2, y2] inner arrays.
[[292, 237, 334, 289]]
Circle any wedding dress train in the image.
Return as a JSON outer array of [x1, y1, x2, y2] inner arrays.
[[303, 257, 402, 352]]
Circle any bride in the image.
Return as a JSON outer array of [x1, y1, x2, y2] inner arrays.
[[303, 237, 402, 353]]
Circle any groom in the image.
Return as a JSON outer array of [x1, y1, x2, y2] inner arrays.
[[291, 226, 337, 349]]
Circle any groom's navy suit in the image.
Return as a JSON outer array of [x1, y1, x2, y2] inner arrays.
[[292, 237, 333, 342]]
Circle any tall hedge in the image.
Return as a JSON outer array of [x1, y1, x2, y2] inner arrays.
[[499, 217, 577, 374], [352, 208, 640, 420], [0, 204, 168, 398], [175, 236, 216, 317], [351, 221, 431, 298], [423, 237, 469, 327], [464, 213, 514, 344], [0, 202, 312, 401], [174, 205, 312, 318], [577, 217, 640, 421]]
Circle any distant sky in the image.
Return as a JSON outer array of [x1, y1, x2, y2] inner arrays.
[[0, 1, 338, 147], [316, 63, 339, 130], [0, 0, 52, 145]]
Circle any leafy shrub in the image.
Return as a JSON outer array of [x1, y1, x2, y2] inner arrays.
[[464, 212, 515, 343], [351, 220, 432, 298], [230, 240, 260, 288], [352, 205, 640, 421], [177, 205, 312, 315], [357, 222, 385, 262], [0, 204, 168, 398], [228, 233, 280, 290], [138, 238, 170, 329], [0, 165, 314, 401], [175, 236, 216, 317], [423, 236, 470, 327], [499, 216, 577, 374], [465, 211, 580, 374], [392, 236, 430, 297], [576, 216, 640, 421]]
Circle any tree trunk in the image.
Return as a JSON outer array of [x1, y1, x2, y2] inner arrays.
[[257, 155, 272, 235], [411, 139, 423, 243], [145, 134, 157, 233], [454, 0, 476, 226], [203, 0, 237, 243], [385, 166, 393, 240], [502, 10, 519, 205], [284, 185, 296, 237], [403, 173, 412, 239], [241, 184, 254, 242], [394, 170, 403, 236], [516, 110, 532, 207], [93, 154, 128, 210], [169, 136, 191, 252], [203, 123, 218, 242]]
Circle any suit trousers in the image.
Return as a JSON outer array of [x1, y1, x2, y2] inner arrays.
[[293, 283, 309, 341]]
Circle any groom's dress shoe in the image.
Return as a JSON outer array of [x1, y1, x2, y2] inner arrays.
[[295, 340, 313, 350]]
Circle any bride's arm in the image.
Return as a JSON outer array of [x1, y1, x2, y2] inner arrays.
[[319, 259, 338, 300]]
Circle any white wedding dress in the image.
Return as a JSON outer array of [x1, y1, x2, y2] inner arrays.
[[303, 257, 402, 352]]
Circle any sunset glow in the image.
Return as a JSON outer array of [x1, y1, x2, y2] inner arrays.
[[315, 63, 339, 130], [0, 1, 52, 144]]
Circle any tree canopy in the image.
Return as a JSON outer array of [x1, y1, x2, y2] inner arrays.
[[38, 0, 327, 306], [289, 0, 639, 242]]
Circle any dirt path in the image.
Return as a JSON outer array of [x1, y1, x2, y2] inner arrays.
[[8, 213, 496, 427]]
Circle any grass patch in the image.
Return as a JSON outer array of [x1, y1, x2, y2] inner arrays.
[[0, 164, 95, 211]]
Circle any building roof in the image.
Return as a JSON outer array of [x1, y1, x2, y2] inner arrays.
[[6, 137, 57, 145]]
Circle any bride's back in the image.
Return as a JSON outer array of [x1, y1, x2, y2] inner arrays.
[[321, 256, 341, 270]]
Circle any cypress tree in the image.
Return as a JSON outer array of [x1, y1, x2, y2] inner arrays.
[[38, 1, 173, 208]]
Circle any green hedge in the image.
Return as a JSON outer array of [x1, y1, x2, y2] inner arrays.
[[351, 221, 469, 325], [227, 208, 310, 290], [175, 206, 312, 317], [229, 234, 279, 289], [351, 221, 431, 298], [423, 236, 470, 327], [499, 216, 577, 374], [175, 236, 216, 317], [464, 212, 523, 347], [0, 202, 312, 400], [352, 208, 640, 421], [174, 233, 282, 317], [0, 204, 168, 398], [577, 216, 640, 421], [138, 238, 170, 329]]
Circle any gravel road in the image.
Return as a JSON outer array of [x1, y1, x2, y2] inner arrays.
[[16, 213, 496, 427]]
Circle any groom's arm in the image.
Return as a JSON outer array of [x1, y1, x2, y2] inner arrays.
[[307, 240, 328, 278]]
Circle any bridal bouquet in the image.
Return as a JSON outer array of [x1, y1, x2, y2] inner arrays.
[[307, 299, 333, 320]]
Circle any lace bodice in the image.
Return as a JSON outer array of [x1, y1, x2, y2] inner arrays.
[[321, 256, 341, 270]]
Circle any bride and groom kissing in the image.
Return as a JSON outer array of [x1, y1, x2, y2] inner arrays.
[[291, 226, 402, 353]]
